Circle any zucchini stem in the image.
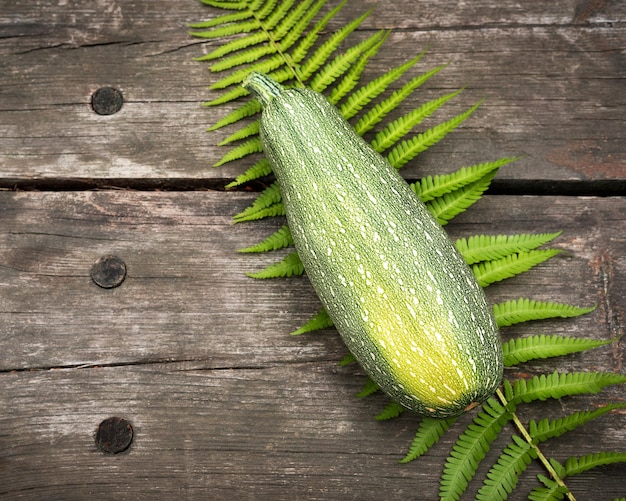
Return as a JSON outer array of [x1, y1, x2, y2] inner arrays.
[[243, 72, 283, 108]]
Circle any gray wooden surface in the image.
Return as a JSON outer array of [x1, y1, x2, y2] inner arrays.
[[1, 0, 625, 500]]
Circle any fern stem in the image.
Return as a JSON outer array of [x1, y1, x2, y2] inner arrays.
[[246, 0, 306, 86], [495, 388, 576, 501]]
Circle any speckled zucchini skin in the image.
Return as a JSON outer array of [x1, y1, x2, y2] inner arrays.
[[244, 72, 503, 418]]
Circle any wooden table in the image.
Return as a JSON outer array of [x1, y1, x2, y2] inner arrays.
[[1, 1, 625, 499]]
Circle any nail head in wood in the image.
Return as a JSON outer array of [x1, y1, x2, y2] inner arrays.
[[91, 255, 127, 289], [95, 417, 133, 454], [91, 87, 124, 115]]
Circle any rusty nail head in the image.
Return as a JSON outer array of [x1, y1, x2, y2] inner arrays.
[[91, 255, 127, 289], [95, 417, 134, 454], [91, 87, 124, 115]]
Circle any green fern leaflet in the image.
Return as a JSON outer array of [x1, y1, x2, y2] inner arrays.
[[191, 1, 626, 499]]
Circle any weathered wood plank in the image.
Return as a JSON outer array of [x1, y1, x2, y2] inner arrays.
[[1, 0, 624, 185], [1, 191, 625, 499], [1, 191, 624, 371], [2, 361, 625, 500]]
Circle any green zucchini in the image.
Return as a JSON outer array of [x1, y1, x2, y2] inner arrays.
[[243, 72, 503, 418]]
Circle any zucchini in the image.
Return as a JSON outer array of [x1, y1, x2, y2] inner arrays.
[[243, 72, 503, 418]]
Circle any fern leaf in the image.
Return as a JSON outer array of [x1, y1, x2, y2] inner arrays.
[[564, 452, 626, 477], [272, 0, 322, 41], [356, 377, 380, 398], [400, 417, 455, 463], [476, 434, 537, 501], [502, 334, 614, 367], [289, 0, 348, 71], [387, 100, 482, 170], [327, 39, 383, 105], [189, 10, 252, 30], [211, 52, 286, 90], [412, 157, 517, 203], [219, 121, 260, 145], [375, 401, 406, 421], [291, 307, 334, 335], [510, 371, 626, 406], [471, 249, 561, 288], [198, 0, 248, 10], [207, 99, 261, 129], [342, 51, 429, 122], [310, 30, 389, 93], [528, 475, 569, 501], [440, 398, 512, 501], [493, 298, 596, 327], [225, 158, 272, 188], [238, 224, 293, 253], [338, 352, 356, 366], [235, 202, 285, 222], [426, 168, 498, 226], [455, 230, 561, 266], [190, 19, 261, 39], [371, 89, 462, 153], [233, 182, 281, 221], [529, 403, 626, 444], [352, 62, 445, 132], [246, 250, 304, 279], [213, 137, 263, 166], [207, 0, 317, 72], [299, 7, 373, 81], [198, 31, 270, 61]]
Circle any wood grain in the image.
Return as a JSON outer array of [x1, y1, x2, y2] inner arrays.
[[1, 0, 625, 499], [1, 0, 624, 185], [1, 191, 625, 499]]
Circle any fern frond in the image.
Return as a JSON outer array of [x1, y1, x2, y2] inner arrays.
[[338, 352, 356, 366], [529, 403, 626, 444], [238, 224, 293, 253], [225, 158, 272, 188], [219, 120, 260, 145], [213, 137, 263, 166], [471, 249, 561, 288], [211, 52, 286, 90], [352, 59, 445, 131], [455, 231, 562, 266], [289, 0, 348, 72], [356, 377, 380, 398], [564, 451, 626, 476], [246, 250, 304, 279], [440, 398, 512, 501], [426, 168, 498, 226], [206, 0, 319, 72], [371, 89, 462, 153], [528, 475, 569, 501], [197, 31, 269, 61], [375, 401, 406, 421], [400, 417, 455, 463], [189, 19, 261, 39], [189, 10, 252, 30], [233, 182, 281, 221], [387, 100, 482, 170], [476, 434, 537, 501], [493, 298, 596, 327], [327, 39, 383, 105], [510, 371, 626, 406], [299, 7, 373, 81], [413, 156, 518, 203], [502, 334, 614, 367], [207, 99, 261, 128], [310, 30, 389, 93], [342, 51, 429, 122], [291, 307, 334, 335], [235, 202, 285, 222]]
